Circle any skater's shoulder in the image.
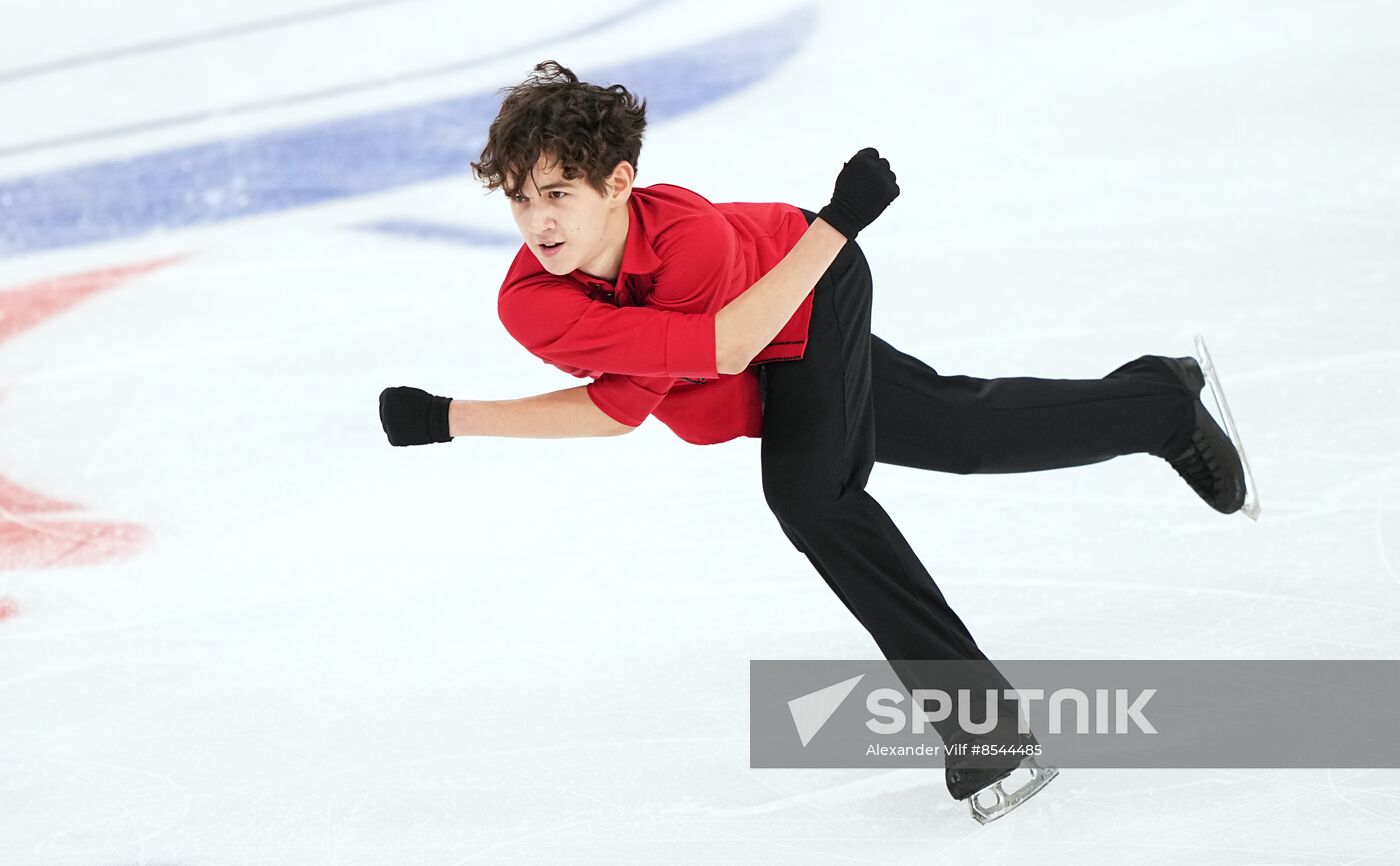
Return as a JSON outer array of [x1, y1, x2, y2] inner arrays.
[[632, 181, 714, 208], [643, 182, 807, 238], [630, 182, 735, 248], [631, 182, 727, 225]]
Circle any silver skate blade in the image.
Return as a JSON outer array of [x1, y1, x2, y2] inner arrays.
[[1193, 335, 1261, 521], [967, 760, 1059, 825]]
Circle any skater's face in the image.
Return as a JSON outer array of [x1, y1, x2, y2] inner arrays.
[[507, 153, 633, 280]]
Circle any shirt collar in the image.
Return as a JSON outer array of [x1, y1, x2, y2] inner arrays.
[[571, 194, 659, 288]]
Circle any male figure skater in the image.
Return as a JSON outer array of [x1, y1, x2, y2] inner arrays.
[[378, 61, 1255, 823]]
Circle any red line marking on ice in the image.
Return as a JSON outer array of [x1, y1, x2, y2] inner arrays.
[[0, 521, 150, 571], [0, 256, 184, 572], [0, 595, 17, 619], [0, 473, 77, 514], [0, 257, 183, 343]]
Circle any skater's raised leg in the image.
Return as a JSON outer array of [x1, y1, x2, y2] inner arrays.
[[868, 337, 1250, 513]]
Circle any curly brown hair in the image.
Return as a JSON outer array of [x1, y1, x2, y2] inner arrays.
[[471, 60, 648, 199]]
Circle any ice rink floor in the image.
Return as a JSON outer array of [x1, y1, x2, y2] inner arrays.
[[2, 0, 1399, 863]]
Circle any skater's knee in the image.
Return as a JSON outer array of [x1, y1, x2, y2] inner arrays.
[[927, 426, 987, 475], [763, 477, 826, 522], [762, 470, 845, 527]]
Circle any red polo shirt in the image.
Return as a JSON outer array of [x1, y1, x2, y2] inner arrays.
[[497, 183, 814, 444]]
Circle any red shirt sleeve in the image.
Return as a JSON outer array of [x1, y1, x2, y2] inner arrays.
[[586, 373, 675, 427], [498, 275, 718, 379]]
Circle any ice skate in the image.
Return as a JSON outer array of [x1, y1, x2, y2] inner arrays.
[[944, 729, 1058, 824], [1154, 339, 1259, 519], [1193, 335, 1261, 519]]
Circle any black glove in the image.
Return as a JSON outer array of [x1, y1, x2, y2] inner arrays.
[[817, 147, 900, 241], [379, 386, 453, 446]]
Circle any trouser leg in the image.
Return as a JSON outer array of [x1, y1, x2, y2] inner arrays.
[[758, 211, 1013, 738], [870, 337, 1196, 474]]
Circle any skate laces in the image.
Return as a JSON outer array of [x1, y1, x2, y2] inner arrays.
[[1169, 429, 1223, 499]]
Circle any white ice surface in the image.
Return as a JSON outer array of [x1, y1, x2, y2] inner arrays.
[[2, 0, 1399, 863]]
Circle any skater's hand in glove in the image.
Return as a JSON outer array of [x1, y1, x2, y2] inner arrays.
[[379, 386, 453, 446], [817, 147, 900, 241]]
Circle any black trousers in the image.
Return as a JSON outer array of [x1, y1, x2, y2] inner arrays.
[[757, 210, 1194, 724]]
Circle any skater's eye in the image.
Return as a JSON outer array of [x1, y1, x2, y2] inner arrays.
[[510, 190, 567, 203]]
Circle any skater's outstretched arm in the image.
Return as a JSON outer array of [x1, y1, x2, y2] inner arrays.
[[448, 385, 633, 439], [378, 384, 632, 446]]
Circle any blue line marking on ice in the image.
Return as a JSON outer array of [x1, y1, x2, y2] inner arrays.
[[0, 0, 420, 85], [359, 220, 519, 247], [0, 3, 816, 259], [0, 0, 675, 160]]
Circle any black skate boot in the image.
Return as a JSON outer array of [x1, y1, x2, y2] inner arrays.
[[944, 727, 1058, 824], [1154, 355, 1248, 515]]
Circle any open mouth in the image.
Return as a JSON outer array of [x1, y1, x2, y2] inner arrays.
[[539, 241, 564, 258]]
